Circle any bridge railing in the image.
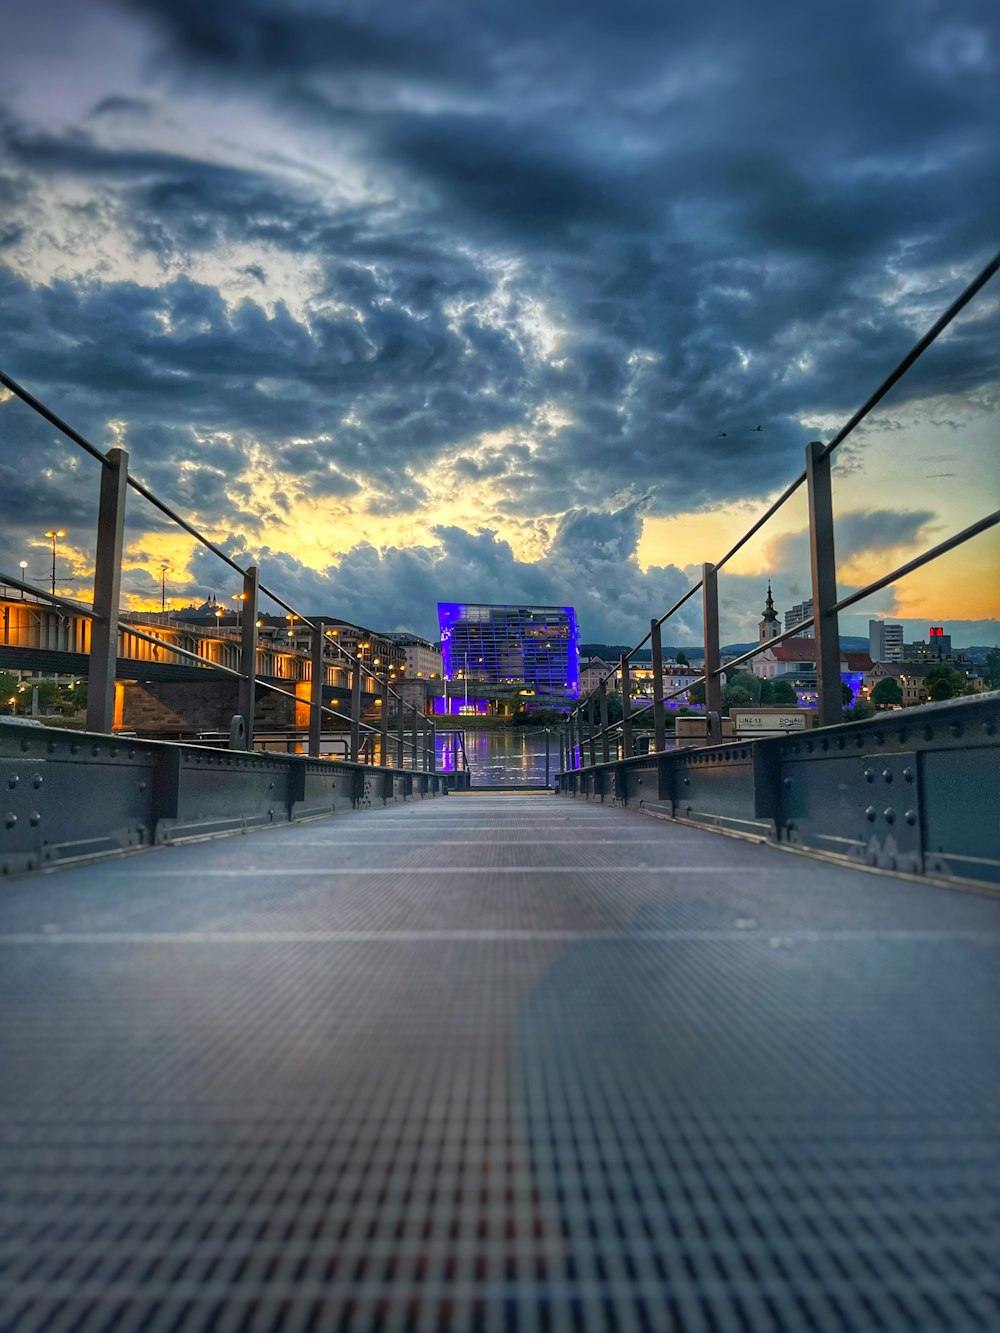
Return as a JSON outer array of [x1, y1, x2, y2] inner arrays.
[[0, 378, 436, 772], [563, 249, 999, 771]]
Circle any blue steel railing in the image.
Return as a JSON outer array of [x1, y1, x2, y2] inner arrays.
[[563, 249, 999, 772]]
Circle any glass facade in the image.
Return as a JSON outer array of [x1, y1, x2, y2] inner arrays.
[[438, 603, 580, 697]]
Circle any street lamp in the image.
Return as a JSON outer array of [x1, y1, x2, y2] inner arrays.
[[232, 591, 246, 628], [159, 564, 170, 614], [18, 560, 27, 601], [44, 530, 65, 596]]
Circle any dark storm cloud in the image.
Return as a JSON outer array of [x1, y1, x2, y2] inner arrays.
[[187, 502, 697, 643], [1, 0, 997, 638]]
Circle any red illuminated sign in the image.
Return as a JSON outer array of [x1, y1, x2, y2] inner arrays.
[[929, 626, 944, 637]]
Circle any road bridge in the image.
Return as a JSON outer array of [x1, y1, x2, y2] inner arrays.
[[2, 791, 998, 1329]]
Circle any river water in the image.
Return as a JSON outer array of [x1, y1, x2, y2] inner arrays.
[[437, 728, 558, 787]]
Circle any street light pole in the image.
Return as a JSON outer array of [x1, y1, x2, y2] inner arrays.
[[18, 561, 27, 601], [159, 563, 170, 613], [44, 529, 65, 596]]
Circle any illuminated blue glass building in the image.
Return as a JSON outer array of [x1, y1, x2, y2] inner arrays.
[[438, 603, 580, 699]]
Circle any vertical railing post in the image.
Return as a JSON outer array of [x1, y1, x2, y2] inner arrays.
[[701, 562, 722, 741], [559, 727, 566, 774], [396, 692, 405, 768], [238, 565, 259, 750], [380, 676, 390, 766], [410, 702, 418, 772], [308, 626, 324, 758], [586, 693, 596, 767], [350, 655, 362, 761], [86, 447, 128, 733], [620, 654, 633, 759], [650, 618, 666, 754], [571, 710, 580, 769], [807, 440, 842, 728], [599, 680, 610, 764]]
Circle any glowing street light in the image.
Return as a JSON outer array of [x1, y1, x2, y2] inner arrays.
[[17, 560, 27, 601], [44, 529, 66, 596]]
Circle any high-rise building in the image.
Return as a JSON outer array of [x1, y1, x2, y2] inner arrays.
[[869, 619, 904, 662], [438, 603, 579, 696], [784, 598, 814, 636]]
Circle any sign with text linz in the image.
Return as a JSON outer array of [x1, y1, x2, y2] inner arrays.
[[731, 709, 813, 733]]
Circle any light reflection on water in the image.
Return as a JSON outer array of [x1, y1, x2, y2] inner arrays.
[[437, 728, 557, 787]]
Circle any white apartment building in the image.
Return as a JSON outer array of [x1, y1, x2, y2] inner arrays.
[[385, 633, 443, 680], [869, 619, 904, 662], [784, 599, 814, 635]]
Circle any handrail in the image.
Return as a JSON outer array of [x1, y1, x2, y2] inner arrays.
[[567, 248, 1000, 734], [563, 249, 999, 769], [0, 366, 439, 763], [0, 571, 99, 619], [831, 512, 999, 616]]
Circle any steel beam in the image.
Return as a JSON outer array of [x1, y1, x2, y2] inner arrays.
[[86, 447, 128, 733], [350, 658, 362, 762], [238, 566, 259, 750], [620, 655, 633, 759], [308, 626, 324, 758], [650, 618, 666, 753], [380, 677, 390, 766], [807, 440, 842, 728], [701, 563, 722, 741]]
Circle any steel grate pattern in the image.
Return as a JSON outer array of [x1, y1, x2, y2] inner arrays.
[[1, 796, 998, 1331]]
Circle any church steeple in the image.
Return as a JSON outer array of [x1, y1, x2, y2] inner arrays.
[[758, 582, 779, 642]]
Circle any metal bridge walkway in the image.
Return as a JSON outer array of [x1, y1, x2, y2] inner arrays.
[[2, 795, 998, 1331]]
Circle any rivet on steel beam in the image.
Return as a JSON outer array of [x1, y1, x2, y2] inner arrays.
[[4, 813, 15, 828], [7, 776, 18, 789], [29, 812, 40, 826], [884, 808, 895, 824], [33, 775, 42, 788], [902, 767, 914, 783], [882, 769, 893, 783], [865, 806, 877, 821], [782, 777, 793, 789], [863, 768, 875, 782], [904, 809, 917, 825]]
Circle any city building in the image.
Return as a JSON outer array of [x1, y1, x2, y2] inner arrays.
[[869, 619, 904, 662], [437, 603, 579, 714], [904, 627, 956, 661], [752, 587, 871, 697], [863, 661, 934, 707], [758, 584, 781, 644], [384, 632, 443, 681], [580, 657, 616, 693], [784, 598, 814, 636]]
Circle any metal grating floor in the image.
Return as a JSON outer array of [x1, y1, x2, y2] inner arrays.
[[1, 794, 998, 1331]]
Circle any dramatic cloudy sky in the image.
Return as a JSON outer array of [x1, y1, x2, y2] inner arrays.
[[1, 0, 997, 645]]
